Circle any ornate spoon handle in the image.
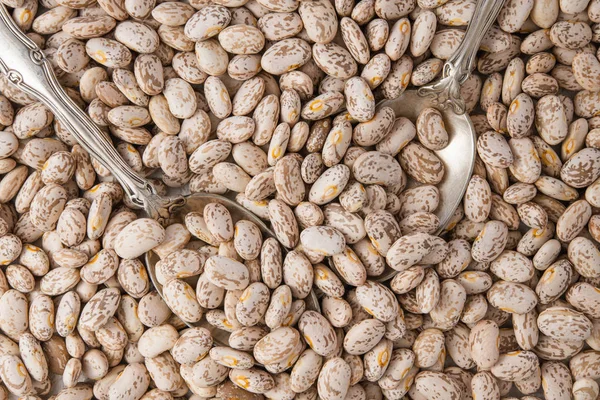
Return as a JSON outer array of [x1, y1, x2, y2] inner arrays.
[[0, 5, 181, 223], [418, 0, 506, 114]]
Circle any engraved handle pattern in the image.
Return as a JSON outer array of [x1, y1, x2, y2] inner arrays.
[[0, 4, 183, 224], [417, 0, 506, 114]]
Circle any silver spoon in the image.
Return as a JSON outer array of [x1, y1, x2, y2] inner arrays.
[[0, 5, 319, 341], [391, 0, 507, 231], [368, 0, 507, 281]]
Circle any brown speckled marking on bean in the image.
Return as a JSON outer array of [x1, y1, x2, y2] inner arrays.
[[219, 25, 265, 55], [77, 288, 120, 331], [561, 148, 600, 188], [258, 12, 303, 41], [261, 38, 312, 75], [298, 0, 338, 44], [415, 371, 461, 400], [185, 5, 231, 41], [399, 142, 445, 185], [487, 280, 538, 314], [268, 199, 299, 248], [283, 250, 313, 299], [114, 218, 166, 259], [537, 307, 592, 342]]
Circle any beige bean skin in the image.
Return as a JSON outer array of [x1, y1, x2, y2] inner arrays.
[[385, 17, 410, 62], [29, 184, 67, 232], [171, 327, 212, 366], [556, 200, 591, 242], [269, 199, 300, 249], [490, 250, 534, 283], [85, 38, 132, 68], [537, 263, 572, 308], [533, 238, 562, 270], [427, 278, 465, 330], [330, 246, 366, 287], [464, 174, 492, 223], [568, 237, 600, 278], [289, 349, 322, 393], [298, 0, 338, 44], [283, 250, 314, 299], [273, 155, 304, 206], [399, 142, 444, 185], [514, 362, 541, 395], [3, 0, 600, 397], [487, 280, 538, 314], [108, 363, 150, 400], [550, 21, 592, 49], [353, 151, 404, 188], [55, 291, 80, 339], [566, 283, 600, 320], [0, 354, 32, 396], [29, 294, 54, 342], [236, 282, 269, 327], [352, 108, 394, 150], [219, 25, 265, 55], [538, 307, 593, 341], [317, 357, 351, 400], [114, 219, 166, 260], [185, 5, 231, 41], [561, 148, 600, 188], [257, 13, 303, 42], [18, 332, 47, 383], [145, 353, 183, 392], [490, 350, 539, 382], [344, 77, 375, 122], [471, 371, 500, 400], [299, 225, 346, 257], [353, 273, 395, 314], [570, 350, 600, 381], [469, 320, 500, 370], [414, 268, 439, 316], [414, 371, 462, 400], [413, 328, 444, 369], [252, 326, 298, 365], [573, 378, 599, 400], [572, 53, 600, 91], [263, 284, 292, 330], [136, 325, 178, 359], [261, 38, 312, 76], [471, 220, 508, 263], [312, 42, 358, 81], [195, 39, 229, 77], [297, 310, 336, 357]]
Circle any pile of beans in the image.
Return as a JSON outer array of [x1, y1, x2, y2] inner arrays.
[[2, 0, 600, 398]]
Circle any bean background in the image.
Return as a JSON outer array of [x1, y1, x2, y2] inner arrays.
[[1, 0, 600, 398]]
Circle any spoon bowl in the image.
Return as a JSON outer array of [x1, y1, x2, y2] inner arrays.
[[144, 192, 321, 343], [364, 0, 507, 281], [379, 90, 476, 234], [369, 91, 476, 281]]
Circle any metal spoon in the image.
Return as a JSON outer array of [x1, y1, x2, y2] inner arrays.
[[0, 5, 319, 341], [394, 0, 506, 229], [369, 0, 507, 281]]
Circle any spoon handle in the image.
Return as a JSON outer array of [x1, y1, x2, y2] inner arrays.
[[0, 5, 180, 223], [418, 0, 506, 114]]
